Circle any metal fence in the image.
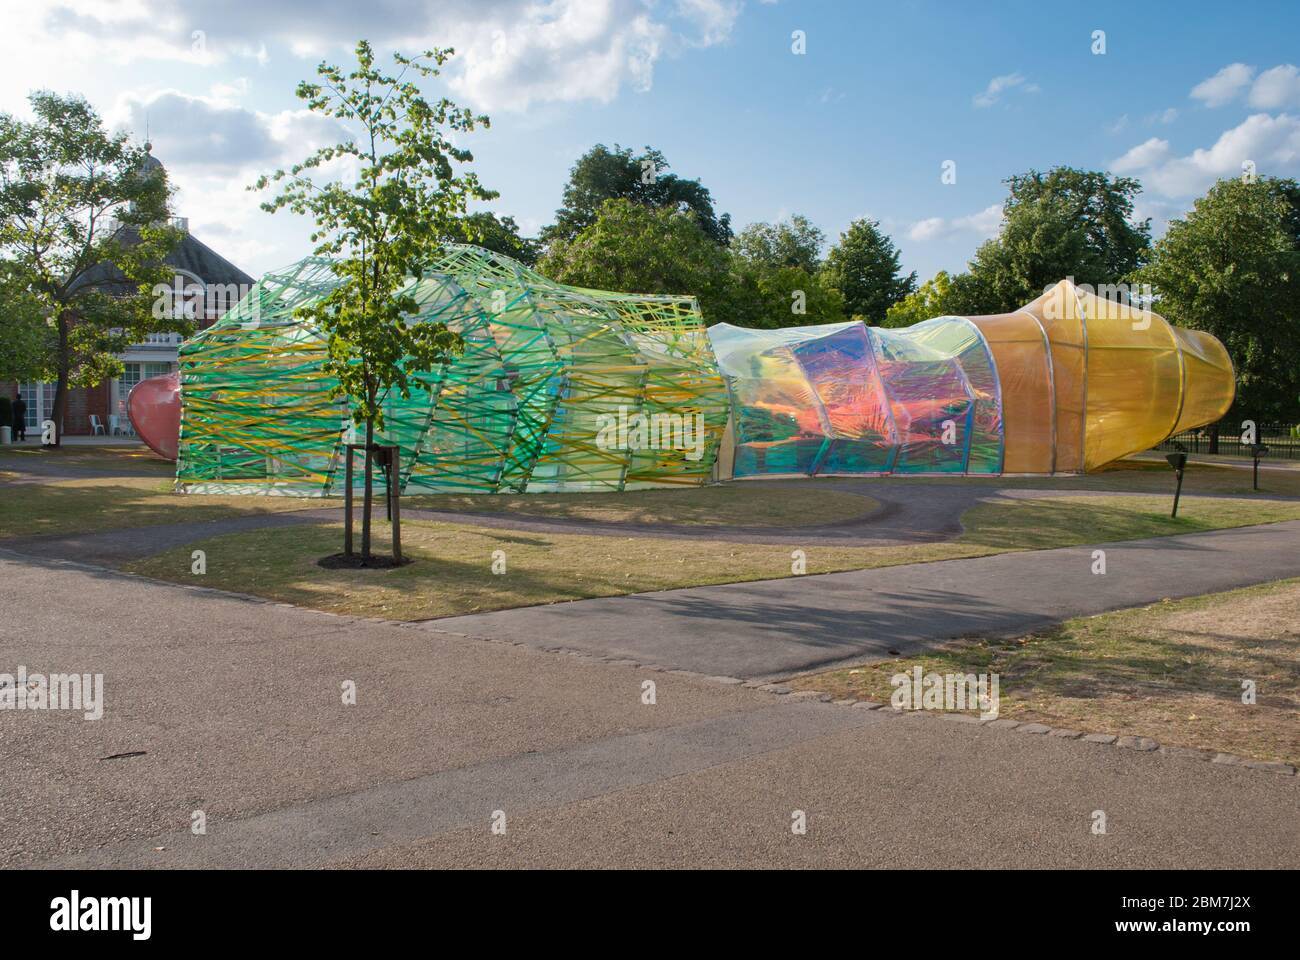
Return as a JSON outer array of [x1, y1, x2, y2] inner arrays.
[[1154, 422, 1300, 460]]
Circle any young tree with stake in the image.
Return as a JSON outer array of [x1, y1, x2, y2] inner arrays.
[[255, 41, 495, 562]]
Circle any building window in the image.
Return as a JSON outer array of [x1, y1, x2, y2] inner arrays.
[[17, 382, 56, 431], [119, 362, 174, 396]]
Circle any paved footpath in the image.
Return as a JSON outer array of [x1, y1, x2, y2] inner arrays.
[[0, 544, 1296, 869], [427, 519, 1300, 679]]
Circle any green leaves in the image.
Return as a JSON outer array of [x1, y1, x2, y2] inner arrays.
[[541, 144, 732, 247], [255, 41, 492, 432], [0, 91, 182, 393], [822, 218, 917, 324], [1136, 176, 1300, 421]]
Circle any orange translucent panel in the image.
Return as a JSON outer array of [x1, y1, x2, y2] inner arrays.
[[1020, 283, 1086, 473], [965, 312, 1053, 473], [1172, 327, 1236, 433]]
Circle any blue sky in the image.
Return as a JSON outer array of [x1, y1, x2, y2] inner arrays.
[[3, 0, 1299, 280]]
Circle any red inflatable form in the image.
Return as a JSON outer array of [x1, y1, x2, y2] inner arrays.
[[127, 372, 182, 461]]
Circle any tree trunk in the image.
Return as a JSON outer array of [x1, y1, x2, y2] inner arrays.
[[362, 419, 374, 561], [50, 312, 72, 447], [1208, 422, 1220, 456]]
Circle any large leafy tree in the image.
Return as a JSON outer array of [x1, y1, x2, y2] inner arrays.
[[731, 215, 825, 273], [539, 198, 736, 322], [1135, 176, 1300, 423], [0, 92, 182, 444], [728, 215, 844, 329], [459, 211, 539, 265], [728, 260, 846, 330], [959, 167, 1151, 313], [255, 40, 493, 561], [541, 144, 732, 247], [822, 218, 916, 323]]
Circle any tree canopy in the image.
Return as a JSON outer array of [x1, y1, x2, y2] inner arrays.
[[952, 167, 1152, 313], [539, 197, 735, 322], [541, 144, 731, 247], [731, 215, 825, 273], [0, 91, 182, 442], [822, 217, 917, 323], [1136, 176, 1300, 422], [459, 211, 539, 265]]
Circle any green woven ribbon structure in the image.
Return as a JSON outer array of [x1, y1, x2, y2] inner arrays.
[[175, 245, 729, 496]]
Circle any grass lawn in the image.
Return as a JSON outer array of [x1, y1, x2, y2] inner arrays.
[[125, 493, 1300, 621], [0, 443, 174, 474], [789, 579, 1300, 766], [880, 457, 1300, 498], [404, 481, 879, 528], [0, 477, 321, 539], [126, 520, 991, 620], [956, 494, 1300, 550]]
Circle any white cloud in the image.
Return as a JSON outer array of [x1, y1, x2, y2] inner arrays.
[[674, 0, 743, 47], [1190, 63, 1255, 107], [1111, 137, 1171, 173], [114, 90, 349, 172], [908, 204, 1002, 243], [1248, 64, 1300, 109], [973, 72, 1035, 108], [1110, 113, 1300, 197], [16, 0, 743, 113]]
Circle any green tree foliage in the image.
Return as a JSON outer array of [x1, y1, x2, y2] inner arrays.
[[0, 92, 182, 443], [1135, 176, 1300, 422], [957, 167, 1151, 313], [539, 198, 735, 321], [883, 269, 953, 328], [541, 144, 731, 246], [0, 261, 53, 382], [726, 215, 844, 328], [731, 215, 825, 273], [255, 40, 493, 559], [459, 211, 539, 265], [728, 261, 845, 329], [822, 218, 917, 323]]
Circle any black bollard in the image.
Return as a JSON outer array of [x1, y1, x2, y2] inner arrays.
[[1165, 451, 1187, 518]]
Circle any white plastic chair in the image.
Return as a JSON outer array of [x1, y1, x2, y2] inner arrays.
[[89, 415, 106, 436]]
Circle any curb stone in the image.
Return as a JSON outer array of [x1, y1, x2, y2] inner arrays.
[[1015, 723, 1052, 735], [1117, 735, 1159, 752]]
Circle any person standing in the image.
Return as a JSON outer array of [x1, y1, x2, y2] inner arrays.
[[12, 393, 27, 441]]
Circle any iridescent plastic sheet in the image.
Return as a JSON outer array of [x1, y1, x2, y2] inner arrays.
[[711, 280, 1235, 478], [710, 317, 1003, 477]]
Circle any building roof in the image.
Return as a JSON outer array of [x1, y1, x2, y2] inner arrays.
[[71, 227, 255, 295], [69, 147, 255, 296]]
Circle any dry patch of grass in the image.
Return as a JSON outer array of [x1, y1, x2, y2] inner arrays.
[[404, 481, 879, 528], [791, 579, 1300, 765], [126, 520, 989, 621], [124, 491, 1300, 622]]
